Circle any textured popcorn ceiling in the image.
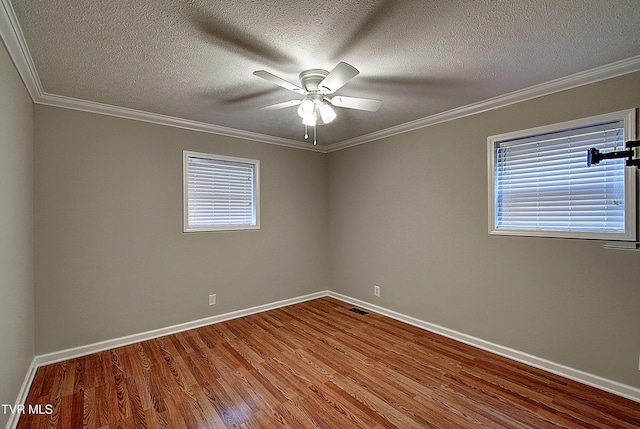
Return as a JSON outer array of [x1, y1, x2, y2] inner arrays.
[[8, 0, 640, 146]]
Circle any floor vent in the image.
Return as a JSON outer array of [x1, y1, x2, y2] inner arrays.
[[349, 307, 369, 315]]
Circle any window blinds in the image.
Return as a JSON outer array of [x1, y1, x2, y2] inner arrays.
[[494, 120, 626, 233], [185, 154, 257, 229]]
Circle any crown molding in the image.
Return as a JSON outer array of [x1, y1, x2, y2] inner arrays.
[[325, 55, 640, 153], [0, 0, 43, 99], [0, 0, 326, 153], [2, 0, 639, 155], [37, 92, 327, 153]]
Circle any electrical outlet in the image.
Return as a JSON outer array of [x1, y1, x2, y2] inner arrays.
[[374, 285, 380, 297], [209, 294, 216, 305]]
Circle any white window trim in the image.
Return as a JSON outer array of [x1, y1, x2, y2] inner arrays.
[[487, 109, 637, 241], [183, 151, 260, 233]]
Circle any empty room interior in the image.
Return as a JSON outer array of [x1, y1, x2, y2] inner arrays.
[[2, 1, 640, 428]]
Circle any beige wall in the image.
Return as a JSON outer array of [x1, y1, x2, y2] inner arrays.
[[328, 71, 640, 388], [7, 52, 639, 400], [34, 106, 329, 354], [0, 41, 34, 427]]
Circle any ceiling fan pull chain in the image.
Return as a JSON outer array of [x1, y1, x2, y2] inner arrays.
[[304, 124, 308, 139], [314, 125, 317, 145]]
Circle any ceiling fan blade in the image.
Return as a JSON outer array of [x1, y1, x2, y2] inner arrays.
[[253, 70, 304, 94], [260, 100, 302, 110], [318, 62, 359, 94], [328, 96, 381, 112]]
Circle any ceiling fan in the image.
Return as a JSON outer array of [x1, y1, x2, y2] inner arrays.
[[253, 62, 381, 144]]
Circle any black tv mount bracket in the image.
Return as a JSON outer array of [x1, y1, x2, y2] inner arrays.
[[587, 140, 640, 168]]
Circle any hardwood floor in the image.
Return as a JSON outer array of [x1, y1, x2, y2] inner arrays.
[[17, 297, 640, 428]]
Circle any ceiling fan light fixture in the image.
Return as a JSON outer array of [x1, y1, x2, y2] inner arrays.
[[319, 102, 336, 124], [302, 113, 317, 127], [297, 99, 315, 118]]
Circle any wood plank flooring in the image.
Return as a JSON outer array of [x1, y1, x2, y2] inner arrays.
[[17, 297, 640, 428]]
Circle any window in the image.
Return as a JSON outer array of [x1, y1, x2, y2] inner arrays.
[[183, 151, 259, 232], [488, 109, 636, 241]]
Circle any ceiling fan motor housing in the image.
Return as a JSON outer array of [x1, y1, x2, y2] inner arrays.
[[299, 69, 329, 92]]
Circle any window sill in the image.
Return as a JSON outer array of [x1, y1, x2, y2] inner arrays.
[[603, 241, 640, 251]]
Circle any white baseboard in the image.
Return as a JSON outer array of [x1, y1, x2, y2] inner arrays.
[[4, 358, 37, 429], [328, 291, 640, 403], [4, 291, 327, 429], [10, 288, 639, 429], [34, 290, 328, 367]]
